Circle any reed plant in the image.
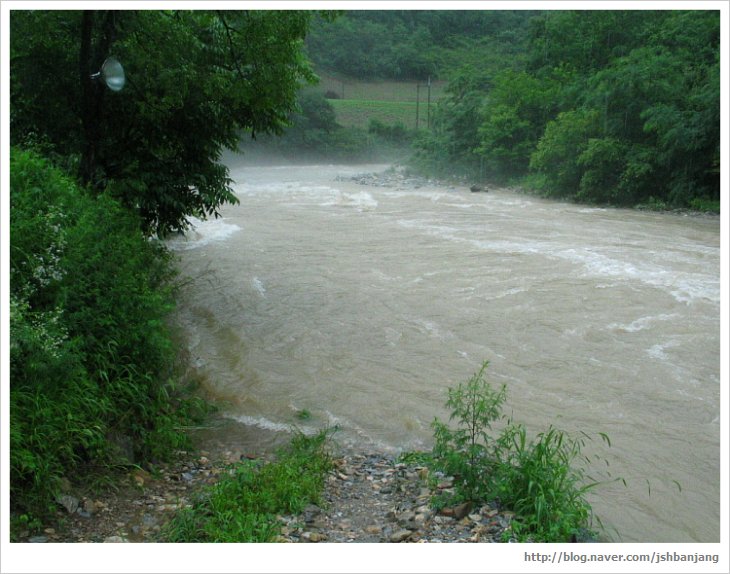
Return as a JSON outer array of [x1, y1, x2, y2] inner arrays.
[[431, 361, 611, 542]]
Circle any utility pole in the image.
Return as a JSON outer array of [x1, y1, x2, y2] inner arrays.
[[416, 83, 420, 130], [427, 76, 431, 130]]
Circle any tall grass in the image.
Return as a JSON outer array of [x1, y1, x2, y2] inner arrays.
[[162, 429, 334, 542]]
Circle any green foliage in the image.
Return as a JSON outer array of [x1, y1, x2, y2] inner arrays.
[[431, 361, 607, 542], [296, 409, 312, 421], [432, 362, 507, 502], [411, 10, 719, 211], [411, 65, 492, 179], [477, 70, 557, 179], [368, 118, 410, 144], [10, 148, 194, 522], [163, 429, 334, 542], [492, 426, 603, 542], [576, 137, 627, 204], [11, 10, 317, 234], [688, 198, 720, 214], [306, 11, 535, 81], [529, 109, 600, 198]]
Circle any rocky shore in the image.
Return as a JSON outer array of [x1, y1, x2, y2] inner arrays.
[[280, 453, 515, 543], [16, 447, 515, 544], [336, 168, 493, 193]]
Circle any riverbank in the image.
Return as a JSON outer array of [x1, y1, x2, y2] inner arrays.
[[13, 419, 519, 544]]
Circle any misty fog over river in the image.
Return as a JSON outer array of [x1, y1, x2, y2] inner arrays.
[[167, 163, 720, 543]]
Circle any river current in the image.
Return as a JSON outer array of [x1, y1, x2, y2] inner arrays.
[[168, 163, 721, 543]]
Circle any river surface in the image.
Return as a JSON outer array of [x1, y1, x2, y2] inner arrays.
[[168, 163, 721, 543]]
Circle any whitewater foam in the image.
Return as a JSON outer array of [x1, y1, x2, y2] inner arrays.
[[251, 277, 267, 298], [165, 217, 241, 251]]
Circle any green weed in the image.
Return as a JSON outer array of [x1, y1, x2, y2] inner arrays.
[[430, 361, 614, 542], [296, 409, 312, 421], [162, 429, 334, 542]]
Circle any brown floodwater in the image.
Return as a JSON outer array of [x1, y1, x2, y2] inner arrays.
[[168, 163, 720, 543]]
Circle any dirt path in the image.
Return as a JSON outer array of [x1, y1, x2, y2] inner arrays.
[[18, 447, 513, 544]]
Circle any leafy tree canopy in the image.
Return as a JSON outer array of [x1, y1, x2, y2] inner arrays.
[[305, 10, 536, 81], [413, 10, 719, 210], [11, 10, 317, 234]]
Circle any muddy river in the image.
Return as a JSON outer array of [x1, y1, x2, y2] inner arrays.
[[168, 163, 721, 543]]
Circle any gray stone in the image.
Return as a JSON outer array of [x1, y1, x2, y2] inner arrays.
[[56, 494, 79, 514], [389, 529, 413, 543], [103, 535, 128, 543], [397, 510, 416, 526]]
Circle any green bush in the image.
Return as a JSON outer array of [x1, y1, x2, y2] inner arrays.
[[529, 109, 601, 199], [432, 362, 507, 503], [163, 429, 334, 542], [10, 148, 195, 522], [576, 137, 627, 204], [431, 361, 608, 542], [688, 197, 721, 213], [368, 118, 411, 144], [493, 425, 603, 542]]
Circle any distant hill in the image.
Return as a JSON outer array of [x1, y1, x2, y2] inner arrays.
[[305, 10, 537, 82]]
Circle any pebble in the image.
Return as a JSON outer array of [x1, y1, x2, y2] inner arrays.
[[389, 529, 413, 543], [301, 531, 327, 542]]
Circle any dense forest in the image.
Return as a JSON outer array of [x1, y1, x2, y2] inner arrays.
[[305, 10, 535, 80], [419, 10, 720, 210], [302, 10, 720, 211]]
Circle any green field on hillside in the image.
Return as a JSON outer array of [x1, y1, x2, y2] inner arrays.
[[315, 73, 444, 130], [329, 99, 435, 130], [317, 73, 446, 102]]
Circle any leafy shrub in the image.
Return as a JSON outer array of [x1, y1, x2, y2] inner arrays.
[[163, 429, 334, 542], [493, 425, 604, 542], [688, 197, 720, 213], [636, 197, 669, 211], [368, 118, 411, 144], [432, 362, 507, 503], [529, 109, 600, 199], [576, 137, 627, 204], [431, 361, 609, 542], [10, 148, 195, 522]]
